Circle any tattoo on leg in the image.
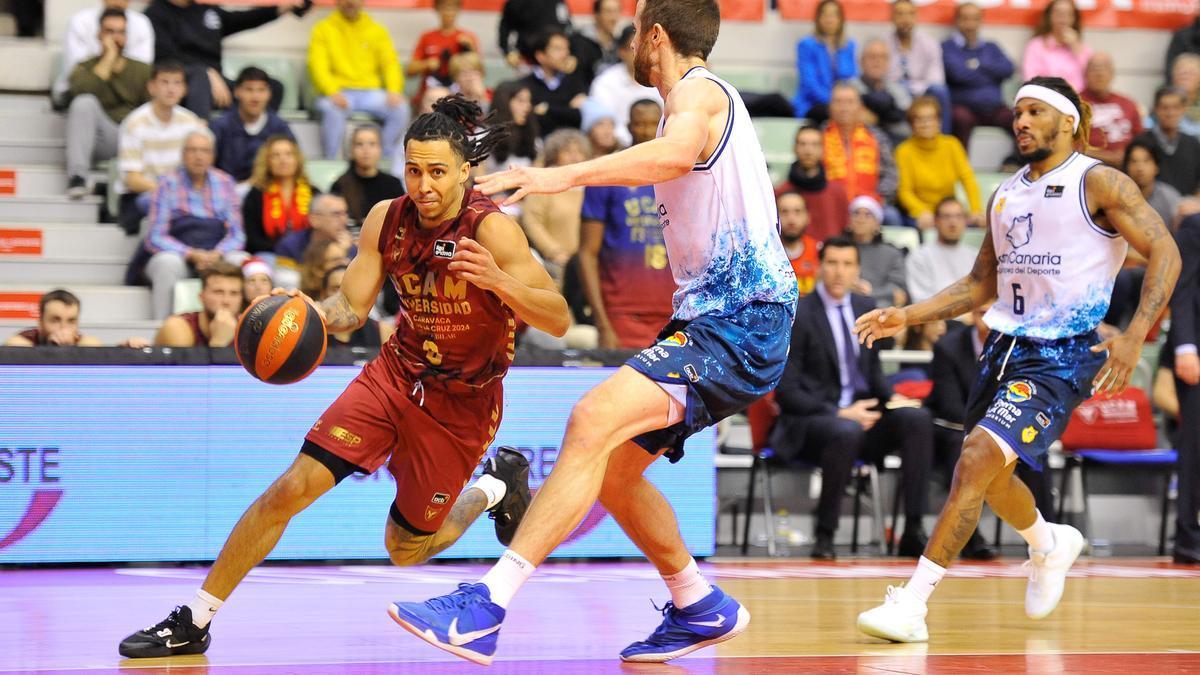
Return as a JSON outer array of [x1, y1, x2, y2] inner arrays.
[[389, 491, 489, 565], [927, 499, 984, 567]]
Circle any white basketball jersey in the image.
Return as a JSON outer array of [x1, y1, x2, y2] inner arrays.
[[653, 67, 797, 320], [983, 152, 1127, 339]]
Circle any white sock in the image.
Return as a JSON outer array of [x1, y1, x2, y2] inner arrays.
[[662, 558, 713, 609], [1017, 510, 1056, 554], [905, 556, 946, 604], [480, 549, 535, 609], [187, 589, 224, 629], [471, 474, 508, 510]]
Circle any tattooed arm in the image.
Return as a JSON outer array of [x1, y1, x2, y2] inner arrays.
[[854, 193, 999, 347], [312, 200, 388, 332], [1085, 166, 1181, 395]]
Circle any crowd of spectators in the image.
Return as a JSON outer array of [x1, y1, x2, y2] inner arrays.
[[9, 0, 1200, 562]]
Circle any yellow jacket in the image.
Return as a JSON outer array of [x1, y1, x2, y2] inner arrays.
[[308, 11, 403, 96], [895, 134, 982, 217]]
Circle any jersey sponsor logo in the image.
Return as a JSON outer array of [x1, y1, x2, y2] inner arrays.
[[1021, 426, 1039, 443], [1044, 185, 1065, 198], [433, 240, 457, 259], [425, 506, 442, 522], [329, 425, 363, 446], [1006, 213, 1034, 250], [684, 364, 701, 382], [994, 196, 1007, 215], [431, 492, 450, 505], [1006, 381, 1036, 403], [663, 331, 690, 347], [1036, 412, 1051, 428]]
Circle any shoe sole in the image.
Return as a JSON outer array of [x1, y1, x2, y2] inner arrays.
[[387, 603, 495, 666], [1025, 526, 1085, 620], [619, 605, 751, 663], [856, 611, 929, 643], [118, 635, 210, 658]]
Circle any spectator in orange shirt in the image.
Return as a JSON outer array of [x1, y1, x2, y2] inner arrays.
[[408, 0, 480, 105], [778, 191, 819, 296]]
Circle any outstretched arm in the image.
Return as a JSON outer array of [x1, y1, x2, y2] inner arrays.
[[855, 194, 999, 347], [456, 212, 571, 337], [475, 77, 718, 204], [1085, 166, 1182, 395], [317, 200, 388, 332]]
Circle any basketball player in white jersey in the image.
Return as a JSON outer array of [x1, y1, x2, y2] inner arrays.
[[388, 0, 797, 665], [854, 76, 1181, 642]]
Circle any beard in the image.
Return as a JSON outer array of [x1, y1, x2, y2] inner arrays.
[[1017, 127, 1061, 164], [1017, 146, 1053, 164], [781, 230, 803, 245], [633, 44, 652, 87]]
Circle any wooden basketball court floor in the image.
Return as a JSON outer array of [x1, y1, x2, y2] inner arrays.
[[2, 559, 1199, 674]]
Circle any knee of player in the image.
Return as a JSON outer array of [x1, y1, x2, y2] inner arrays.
[[954, 431, 1007, 486], [260, 473, 311, 514]]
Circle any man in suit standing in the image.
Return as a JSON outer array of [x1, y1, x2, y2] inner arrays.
[[927, 304, 1056, 560], [1168, 213, 1200, 565], [773, 236, 935, 560]]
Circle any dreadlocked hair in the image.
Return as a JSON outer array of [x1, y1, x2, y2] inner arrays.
[[1023, 76, 1093, 150], [403, 93, 509, 166]]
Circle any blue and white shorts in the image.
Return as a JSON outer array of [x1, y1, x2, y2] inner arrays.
[[966, 330, 1106, 470], [626, 301, 795, 463]]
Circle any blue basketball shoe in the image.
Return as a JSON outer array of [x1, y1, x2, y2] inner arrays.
[[619, 585, 751, 662], [388, 583, 505, 666]]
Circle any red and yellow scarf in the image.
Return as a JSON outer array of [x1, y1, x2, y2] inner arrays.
[[823, 124, 880, 200], [262, 180, 313, 240]]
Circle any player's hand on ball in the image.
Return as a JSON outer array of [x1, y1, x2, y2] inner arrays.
[[854, 307, 907, 348], [1090, 332, 1142, 396], [448, 237, 505, 291], [263, 287, 327, 324], [475, 164, 572, 206]]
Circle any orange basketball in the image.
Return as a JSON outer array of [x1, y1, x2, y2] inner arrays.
[[234, 295, 328, 385]]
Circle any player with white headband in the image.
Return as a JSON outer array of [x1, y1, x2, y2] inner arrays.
[[854, 76, 1181, 642]]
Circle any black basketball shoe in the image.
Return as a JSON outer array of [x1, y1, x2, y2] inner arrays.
[[485, 446, 532, 546], [118, 605, 211, 658]]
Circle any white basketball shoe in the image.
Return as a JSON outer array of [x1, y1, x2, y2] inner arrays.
[[857, 585, 929, 643], [1024, 523, 1085, 620]]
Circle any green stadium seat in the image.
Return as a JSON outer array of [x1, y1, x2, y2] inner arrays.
[[881, 225, 920, 253], [776, 71, 798, 104], [753, 117, 803, 163], [767, 160, 790, 186], [484, 57, 515, 90], [715, 68, 777, 95], [223, 54, 304, 113], [958, 226, 987, 251], [306, 159, 346, 193]]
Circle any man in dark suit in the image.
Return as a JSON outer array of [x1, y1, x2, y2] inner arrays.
[[773, 236, 934, 560], [1167, 213, 1200, 565], [927, 304, 1055, 560]]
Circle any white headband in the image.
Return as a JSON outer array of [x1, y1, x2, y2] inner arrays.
[[1014, 84, 1080, 132]]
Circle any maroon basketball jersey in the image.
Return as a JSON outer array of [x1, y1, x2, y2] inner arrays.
[[379, 189, 516, 389]]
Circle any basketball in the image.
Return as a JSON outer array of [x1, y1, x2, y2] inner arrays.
[[234, 294, 328, 385]]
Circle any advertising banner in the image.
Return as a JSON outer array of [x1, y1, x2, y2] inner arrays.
[[0, 366, 715, 564]]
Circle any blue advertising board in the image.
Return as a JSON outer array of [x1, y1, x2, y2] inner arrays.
[[0, 366, 715, 564]]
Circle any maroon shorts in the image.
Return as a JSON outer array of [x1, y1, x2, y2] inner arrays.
[[304, 354, 503, 534]]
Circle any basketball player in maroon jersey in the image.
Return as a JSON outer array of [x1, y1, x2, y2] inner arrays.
[[119, 95, 571, 658]]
